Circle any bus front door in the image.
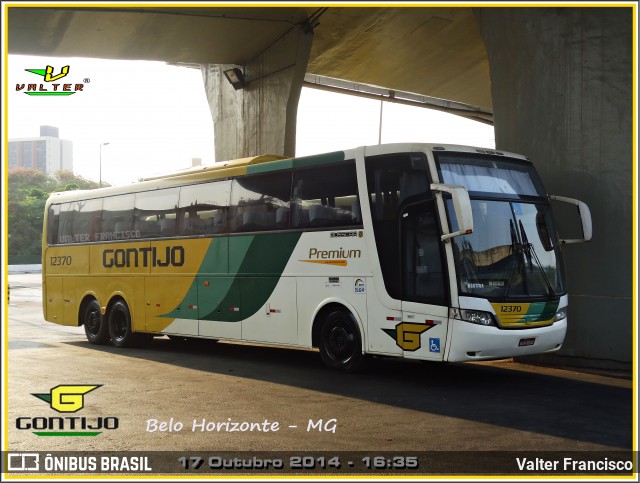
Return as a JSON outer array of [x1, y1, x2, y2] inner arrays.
[[400, 201, 449, 361]]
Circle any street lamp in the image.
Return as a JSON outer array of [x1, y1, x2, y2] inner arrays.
[[99, 142, 110, 187]]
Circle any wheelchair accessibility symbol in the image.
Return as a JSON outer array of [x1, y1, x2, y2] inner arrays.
[[429, 338, 441, 353]]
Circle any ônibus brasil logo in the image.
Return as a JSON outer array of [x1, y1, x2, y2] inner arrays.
[[16, 385, 119, 437], [16, 65, 88, 96]]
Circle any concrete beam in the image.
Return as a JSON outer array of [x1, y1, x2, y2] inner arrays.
[[201, 26, 313, 161], [477, 7, 633, 367]]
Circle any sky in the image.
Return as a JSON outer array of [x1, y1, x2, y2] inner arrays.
[[6, 54, 495, 186]]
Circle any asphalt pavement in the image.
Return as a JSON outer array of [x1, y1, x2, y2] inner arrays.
[[4, 272, 635, 477]]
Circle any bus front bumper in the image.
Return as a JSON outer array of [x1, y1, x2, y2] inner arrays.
[[446, 317, 567, 362]]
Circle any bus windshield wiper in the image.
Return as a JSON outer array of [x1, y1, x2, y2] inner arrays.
[[518, 220, 555, 297], [504, 219, 525, 298]]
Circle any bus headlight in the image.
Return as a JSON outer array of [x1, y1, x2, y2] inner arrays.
[[554, 306, 568, 321], [450, 308, 497, 327]]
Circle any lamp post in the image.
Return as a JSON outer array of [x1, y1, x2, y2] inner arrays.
[[99, 142, 110, 187]]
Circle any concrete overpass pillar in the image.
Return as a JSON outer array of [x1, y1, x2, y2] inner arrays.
[[201, 27, 313, 161], [476, 8, 633, 369]]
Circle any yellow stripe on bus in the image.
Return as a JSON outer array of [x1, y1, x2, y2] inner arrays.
[[299, 259, 348, 267], [491, 302, 555, 328]]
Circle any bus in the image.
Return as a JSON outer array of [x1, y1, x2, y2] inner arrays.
[[42, 143, 592, 371]]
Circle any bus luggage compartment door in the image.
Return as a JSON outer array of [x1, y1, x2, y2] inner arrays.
[[198, 276, 242, 340], [44, 276, 64, 324]]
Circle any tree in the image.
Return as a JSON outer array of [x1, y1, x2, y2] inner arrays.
[[7, 169, 107, 261]]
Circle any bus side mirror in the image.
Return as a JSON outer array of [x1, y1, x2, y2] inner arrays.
[[430, 183, 474, 241], [548, 195, 593, 243]]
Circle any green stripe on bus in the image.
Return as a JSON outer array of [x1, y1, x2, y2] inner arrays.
[[246, 151, 346, 174], [246, 158, 294, 174], [526, 301, 559, 321], [162, 232, 301, 322], [292, 151, 346, 169], [33, 431, 101, 436], [200, 232, 301, 321]]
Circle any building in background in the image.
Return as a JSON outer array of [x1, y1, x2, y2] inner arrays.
[[8, 125, 73, 174]]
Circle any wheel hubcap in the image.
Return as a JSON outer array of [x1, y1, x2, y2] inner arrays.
[[87, 311, 100, 335], [112, 312, 126, 341], [328, 324, 353, 359]]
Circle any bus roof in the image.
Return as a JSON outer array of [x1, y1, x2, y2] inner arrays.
[[45, 150, 350, 204], [44, 143, 529, 205], [141, 154, 284, 181]]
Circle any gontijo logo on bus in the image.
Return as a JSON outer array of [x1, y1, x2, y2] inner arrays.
[[383, 321, 437, 351], [102, 246, 185, 268], [16, 65, 88, 96]]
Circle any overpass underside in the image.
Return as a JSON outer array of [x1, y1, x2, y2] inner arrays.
[[7, 5, 634, 369]]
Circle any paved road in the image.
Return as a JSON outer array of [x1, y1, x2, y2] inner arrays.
[[4, 273, 635, 475]]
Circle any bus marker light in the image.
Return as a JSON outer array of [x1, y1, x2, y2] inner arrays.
[[203, 281, 209, 286], [229, 307, 240, 312]]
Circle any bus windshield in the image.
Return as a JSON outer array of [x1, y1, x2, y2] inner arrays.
[[437, 153, 565, 300], [437, 154, 547, 197]]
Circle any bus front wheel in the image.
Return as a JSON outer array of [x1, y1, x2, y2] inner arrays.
[[108, 300, 148, 348], [83, 299, 109, 345], [319, 309, 364, 372]]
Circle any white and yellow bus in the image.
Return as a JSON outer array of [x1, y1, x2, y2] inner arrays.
[[42, 143, 592, 371]]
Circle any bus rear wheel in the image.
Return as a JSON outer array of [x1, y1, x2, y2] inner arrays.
[[319, 309, 364, 372], [83, 299, 109, 345], [108, 300, 148, 348]]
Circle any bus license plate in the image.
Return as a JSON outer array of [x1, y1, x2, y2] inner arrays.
[[518, 338, 536, 347]]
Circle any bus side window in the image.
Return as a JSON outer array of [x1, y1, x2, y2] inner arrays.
[[134, 188, 179, 238], [57, 202, 76, 244], [178, 180, 231, 236], [75, 198, 103, 243], [230, 172, 291, 233], [139, 217, 160, 237], [47, 204, 61, 245], [102, 194, 135, 237], [291, 161, 361, 229]]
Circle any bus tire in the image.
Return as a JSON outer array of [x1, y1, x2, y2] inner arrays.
[[108, 300, 144, 348], [319, 309, 364, 372], [83, 299, 110, 345]]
